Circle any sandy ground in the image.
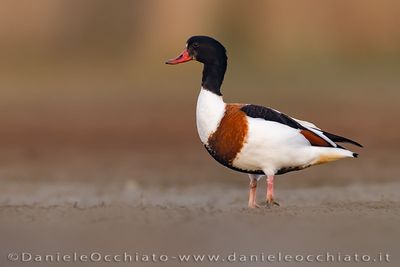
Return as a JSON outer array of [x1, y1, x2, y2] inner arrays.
[[0, 148, 399, 267]]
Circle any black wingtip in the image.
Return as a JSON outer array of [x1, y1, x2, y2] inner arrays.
[[343, 139, 363, 148], [353, 142, 363, 148], [353, 153, 359, 158], [322, 131, 363, 147]]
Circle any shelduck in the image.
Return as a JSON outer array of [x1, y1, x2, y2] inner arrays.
[[166, 36, 362, 208]]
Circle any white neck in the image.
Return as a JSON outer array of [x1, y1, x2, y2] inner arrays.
[[196, 88, 226, 144]]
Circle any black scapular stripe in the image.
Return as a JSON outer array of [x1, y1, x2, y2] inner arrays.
[[241, 104, 305, 129]]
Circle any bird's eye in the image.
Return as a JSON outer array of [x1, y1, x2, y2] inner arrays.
[[192, 42, 199, 48]]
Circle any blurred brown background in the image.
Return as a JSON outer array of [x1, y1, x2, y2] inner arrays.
[[0, 0, 398, 187], [1, 0, 399, 148], [1, 1, 400, 266]]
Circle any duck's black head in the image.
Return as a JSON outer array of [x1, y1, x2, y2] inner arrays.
[[166, 36, 227, 96]]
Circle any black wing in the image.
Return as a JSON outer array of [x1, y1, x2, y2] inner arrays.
[[241, 104, 305, 130], [241, 104, 362, 148]]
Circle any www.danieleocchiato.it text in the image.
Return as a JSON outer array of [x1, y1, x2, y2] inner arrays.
[[7, 251, 391, 264]]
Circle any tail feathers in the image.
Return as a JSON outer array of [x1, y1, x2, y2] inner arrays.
[[322, 131, 363, 147], [313, 148, 357, 165]]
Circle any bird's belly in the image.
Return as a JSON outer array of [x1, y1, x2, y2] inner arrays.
[[232, 118, 315, 175]]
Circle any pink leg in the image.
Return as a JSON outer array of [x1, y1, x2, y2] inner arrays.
[[266, 175, 279, 207], [248, 178, 259, 208]]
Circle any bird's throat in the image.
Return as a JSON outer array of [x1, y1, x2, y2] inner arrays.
[[201, 63, 226, 96]]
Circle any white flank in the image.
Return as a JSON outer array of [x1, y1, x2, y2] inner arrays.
[[233, 118, 311, 175], [233, 117, 355, 175], [196, 88, 226, 144]]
